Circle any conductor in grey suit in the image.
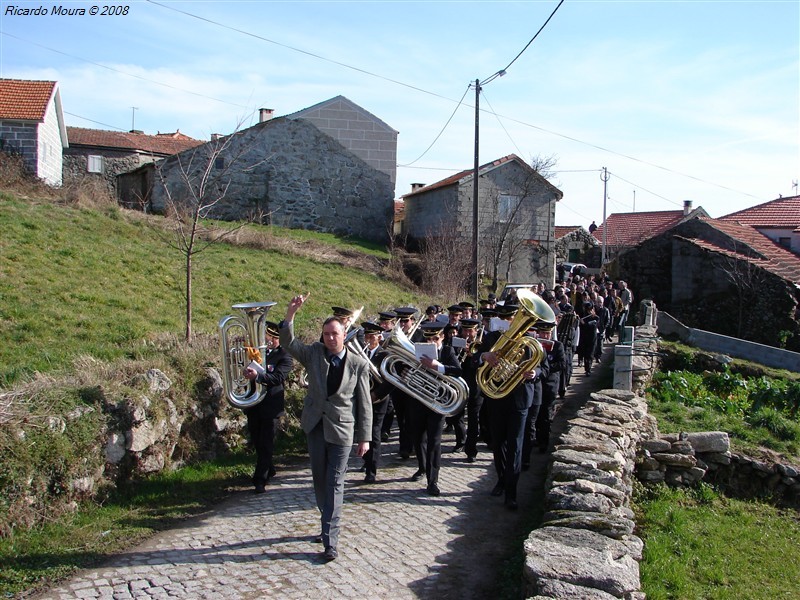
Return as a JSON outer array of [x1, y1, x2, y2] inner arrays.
[[279, 293, 372, 562]]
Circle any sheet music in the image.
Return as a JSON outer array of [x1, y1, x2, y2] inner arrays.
[[414, 343, 437, 361], [450, 337, 467, 349], [489, 317, 510, 332]]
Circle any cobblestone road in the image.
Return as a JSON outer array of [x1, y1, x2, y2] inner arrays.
[[36, 351, 611, 600]]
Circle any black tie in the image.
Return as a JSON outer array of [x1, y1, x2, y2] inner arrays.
[[327, 354, 344, 396]]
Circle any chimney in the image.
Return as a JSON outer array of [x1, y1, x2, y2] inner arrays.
[[683, 200, 693, 216], [210, 133, 222, 142], [411, 182, 426, 192], [259, 108, 274, 123]]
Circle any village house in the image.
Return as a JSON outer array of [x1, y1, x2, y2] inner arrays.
[[0, 78, 68, 186], [140, 96, 397, 243], [554, 224, 599, 266], [401, 154, 563, 286], [718, 194, 800, 255], [64, 127, 203, 202]]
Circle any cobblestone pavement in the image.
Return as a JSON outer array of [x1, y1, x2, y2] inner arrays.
[[36, 350, 613, 600]]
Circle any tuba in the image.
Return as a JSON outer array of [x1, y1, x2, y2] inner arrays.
[[379, 327, 469, 416], [218, 301, 276, 409], [345, 328, 385, 396], [476, 289, 555, 400]]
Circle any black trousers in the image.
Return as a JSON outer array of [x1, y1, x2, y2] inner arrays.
[[364, 398, 389, 477], [246, 412, 279, 486], [488, 398, 529, 502], [465, 392, 484, 458], [409, 400, 444, 486]]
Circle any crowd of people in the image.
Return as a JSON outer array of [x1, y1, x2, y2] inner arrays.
[[235, 273, 634, 561]]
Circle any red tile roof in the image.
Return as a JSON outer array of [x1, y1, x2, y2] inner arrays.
[[67, 126, 203, 156], [555, 225, 583, 239], [718, 195, 800, 229], [681, 217, 800, 285], [592, 210, 688, 247], [0, 79, 57, 121], [401, 154, 522, 198]]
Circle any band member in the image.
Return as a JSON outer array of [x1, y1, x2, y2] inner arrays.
[[473, 303, 539, 510], [446, 304, 464, 331], [361, 321, 393, 483], [279, 293, 372, 562], [408, 322, 463, 496], [394, 306, 418, 336], [377, 310, 399, 441], [458, 301, 476, 320], [447, 317, 478, 456], [330, 306, 364, 346], [556, 304, 579, 398], [388, 307, 418, 458], [242, 321, 294, 493], [533, 320, 565, 454]]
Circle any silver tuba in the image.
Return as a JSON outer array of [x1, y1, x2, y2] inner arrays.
[[218, 301, 276, 409], [379, 327, 468, 416]]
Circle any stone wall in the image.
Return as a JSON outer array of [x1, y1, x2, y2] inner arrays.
[[0, 121, 38, 179], [524, 389, 653, 599], [63, 150, 145, 196], [149, 117, 394, 243]]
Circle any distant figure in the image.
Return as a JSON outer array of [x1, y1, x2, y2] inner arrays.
[[588, 220, 598, 233]]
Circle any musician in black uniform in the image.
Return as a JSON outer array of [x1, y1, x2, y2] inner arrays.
[[361, 321, 393, 483], [534, 319, 565, 453], [473, 303, 539, 510], [449, 318, 480, 454], [556, 303, 579, 398], [242, 320, 295, 493], [408, 322, 463, 496], [378, 311, 399, 441]]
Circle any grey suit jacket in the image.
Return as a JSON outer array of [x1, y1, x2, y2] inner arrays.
[[280, 320, 372, 446]]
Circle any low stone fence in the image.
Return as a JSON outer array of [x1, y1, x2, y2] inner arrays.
[[523, 389, 655, 599], [638, 431, 800, 508]]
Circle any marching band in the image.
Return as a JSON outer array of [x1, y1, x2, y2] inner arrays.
[[220, 286, 588, 510]]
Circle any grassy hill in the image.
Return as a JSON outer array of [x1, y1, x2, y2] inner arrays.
[[0, 191, 421, 388]]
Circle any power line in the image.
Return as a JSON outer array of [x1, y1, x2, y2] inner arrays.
[[495, 0, 565, 79], [64, 111, 127, 131]]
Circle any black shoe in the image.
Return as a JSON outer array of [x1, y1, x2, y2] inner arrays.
[[452, 443, 464, 453], [505, 499, 518, 510], [399, 452, 410, 459], [322, 546, 338, 561], [364, 473, 376, 483], [267, 467, 276, 479], [490, 482, 504, 497], [410, 469, 424, 482], [313, 535, 323, 544], [254, 484, 266, 494], [466, 455, 475, 463], [381, 432, 389, 442], [427, 483, 441, 496]]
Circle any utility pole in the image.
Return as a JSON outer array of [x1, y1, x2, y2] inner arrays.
[[472, 78, 480, 304], [601, 167, 609, 265]]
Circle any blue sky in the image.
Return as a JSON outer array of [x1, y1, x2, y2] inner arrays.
[[2, 0, 798, 226]]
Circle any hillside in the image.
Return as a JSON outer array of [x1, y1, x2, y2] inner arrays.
[[0, 190, 419, 388]]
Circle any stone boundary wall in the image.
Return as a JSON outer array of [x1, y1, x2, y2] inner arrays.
[[523, 389, 654, 599]]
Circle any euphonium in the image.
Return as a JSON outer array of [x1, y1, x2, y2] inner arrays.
[[218, 301, 276, 409], [476, 289, 555, 400], [378, 327, 468, 416]]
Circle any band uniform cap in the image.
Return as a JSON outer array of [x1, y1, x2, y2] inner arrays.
[[496, 304, 519, 317], [562, 303, 574, 313], [331, 306, 354, 318], [361, 321, 383, 334], [532, 319, 556, 331], [480, 309, 498, 318], [378, 311, 398, 322], [447, 304, 464, 314], [425, 305, 438, 315], [457, 301, 475, 309], [393, 306, 417, 318], [459, 318, 481, 330], [264, 321, 280, 338], [420, 322, 445, 337]]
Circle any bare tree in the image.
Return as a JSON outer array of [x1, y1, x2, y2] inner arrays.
[[154, 126, 270, 342], [717, 245, 767, 340], [418, 231, 472, 300]]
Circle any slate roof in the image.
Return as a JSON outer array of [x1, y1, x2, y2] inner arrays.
[[718, 195, 800, 230], [67, 126, 203, 156], [593, 209, 701, 247], [0, 79, 57, 121], [401, 154, 562, 199], [679, 217, 800, 285]]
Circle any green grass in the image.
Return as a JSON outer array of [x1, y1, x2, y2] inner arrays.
[[0, 194, 419, 387], [636, 483, 800, 600]]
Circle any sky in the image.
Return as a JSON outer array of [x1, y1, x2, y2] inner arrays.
[[1, 0, 798, 227]]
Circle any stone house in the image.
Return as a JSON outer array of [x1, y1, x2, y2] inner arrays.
[[718, 194, 800, 255], [64, 127, 202, 202], [618, 216, 800, 351], [555, 225, 598, 265], [401, 154, 563, 285], [0, 78, 68, 186], [592, 201, 709, 265], [142, 96, 397, 243]]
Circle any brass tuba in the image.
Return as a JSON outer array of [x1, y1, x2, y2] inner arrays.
[[476, 289, 555, 400], [379, 327, 469, 416], [218, 301, 276, 409]]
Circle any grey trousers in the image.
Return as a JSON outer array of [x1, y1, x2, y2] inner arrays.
[[306, 422, 351, 550]]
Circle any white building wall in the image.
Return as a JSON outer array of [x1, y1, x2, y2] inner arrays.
[[36, 97, 64, 186]]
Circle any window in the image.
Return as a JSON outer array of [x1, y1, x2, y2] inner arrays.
[[498, 194, 519, 222], [87, 155, 103, 173], [214, 156, 225, 170]]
